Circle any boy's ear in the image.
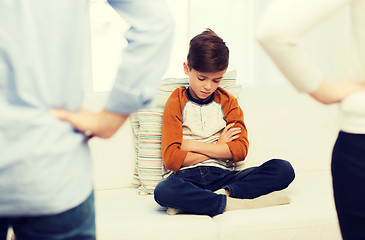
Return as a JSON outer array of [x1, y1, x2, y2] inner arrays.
[[183, 62, 190, 75]]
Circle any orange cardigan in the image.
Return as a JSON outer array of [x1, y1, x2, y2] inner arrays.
[[161, 86, 249, 172]]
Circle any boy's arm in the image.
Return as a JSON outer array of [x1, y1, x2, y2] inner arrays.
[[182, 141, 232, 159], [162, 89, 215, 170], [181, 123, 241, 160], [224, 98, 249, 162], [181, 96, 248, 163], [162, 88, 248, 170], [180, 152, 210, 168], [162, 88, 207, 171]]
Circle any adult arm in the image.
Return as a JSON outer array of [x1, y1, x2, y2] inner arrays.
[[256, 0, 364, 104], [50, 109, 128, 138], [53, 0, 174, 138]]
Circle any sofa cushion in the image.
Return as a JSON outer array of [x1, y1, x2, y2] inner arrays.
[[84, 93, 136, 190], [239, 85, 339, 172], [94, 188, 219, 240], [131, 70, 241, 194], [94, 171, 341, 240], [213, 171, 341, 240]]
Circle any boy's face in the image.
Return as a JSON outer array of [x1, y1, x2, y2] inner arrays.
[[183, 62, 227, 102]]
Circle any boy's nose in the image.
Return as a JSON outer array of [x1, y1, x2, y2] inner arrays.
[[204, 81, 212, 90]]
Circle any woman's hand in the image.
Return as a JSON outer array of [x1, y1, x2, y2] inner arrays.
[[310, 79, 365, 105]]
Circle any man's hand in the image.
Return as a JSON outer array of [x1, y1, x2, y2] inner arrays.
[[50, 108, 129, 139], [217, 123, 241, 144], [310, 79, 365, 105]]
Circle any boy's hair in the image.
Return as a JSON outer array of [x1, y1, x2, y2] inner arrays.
[[187, 28, 229, 72]]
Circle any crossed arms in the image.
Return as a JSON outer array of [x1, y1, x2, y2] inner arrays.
[[161, 88, 249, 172], [180, 123, 241, 168]]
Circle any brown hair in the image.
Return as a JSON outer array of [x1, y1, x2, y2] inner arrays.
[[187, 28, 229, 72]]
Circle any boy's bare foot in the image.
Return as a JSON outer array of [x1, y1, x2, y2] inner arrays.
[[166, 208, 183, 215]]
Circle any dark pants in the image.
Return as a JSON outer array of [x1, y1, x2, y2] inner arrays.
[[154, 159, 295, 216], [0, 192, 95, 240], [332, 131, 365, 240]]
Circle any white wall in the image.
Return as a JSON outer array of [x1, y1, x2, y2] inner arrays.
[[88, 0, 351, 92], [86, 0, 346, 189], [83, 93, 136, 190], [86, 85, 339, 190], [240, 85, 338, 172]]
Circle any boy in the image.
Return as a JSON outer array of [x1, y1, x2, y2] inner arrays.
[[154, 29, 295, 216]]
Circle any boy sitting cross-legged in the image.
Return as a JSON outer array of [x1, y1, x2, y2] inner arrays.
[[154, 29, 295, 217]]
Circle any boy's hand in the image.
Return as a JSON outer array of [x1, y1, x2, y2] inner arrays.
[[181, 126, 238, 161], [217, 123, 241, 144]]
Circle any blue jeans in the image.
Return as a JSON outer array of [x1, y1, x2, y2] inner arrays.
[[332, 131, 365, 240], [154, 159, 295, 216], [0, 192, 95, 240]]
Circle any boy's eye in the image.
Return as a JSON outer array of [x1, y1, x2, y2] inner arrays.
[[198, 77, 205, 81], [213, 80, 220, 83]]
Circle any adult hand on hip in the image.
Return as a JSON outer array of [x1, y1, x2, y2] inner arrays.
[[50, 108, 129, 139], [309, 79, 365, 105]]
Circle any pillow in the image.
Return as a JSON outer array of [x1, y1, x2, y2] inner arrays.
[[131, 70, 241, 195]]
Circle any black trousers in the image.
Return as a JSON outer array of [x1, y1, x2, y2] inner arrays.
[[332, 131, 365, 240]]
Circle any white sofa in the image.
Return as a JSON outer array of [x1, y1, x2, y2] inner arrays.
[[86, 84, 342, 240]]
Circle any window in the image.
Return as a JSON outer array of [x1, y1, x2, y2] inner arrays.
[[90, 0, 128, 92], [90, 0, 349, 92]]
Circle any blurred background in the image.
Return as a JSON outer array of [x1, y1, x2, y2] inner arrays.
[[89, 0, 350, 93]]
